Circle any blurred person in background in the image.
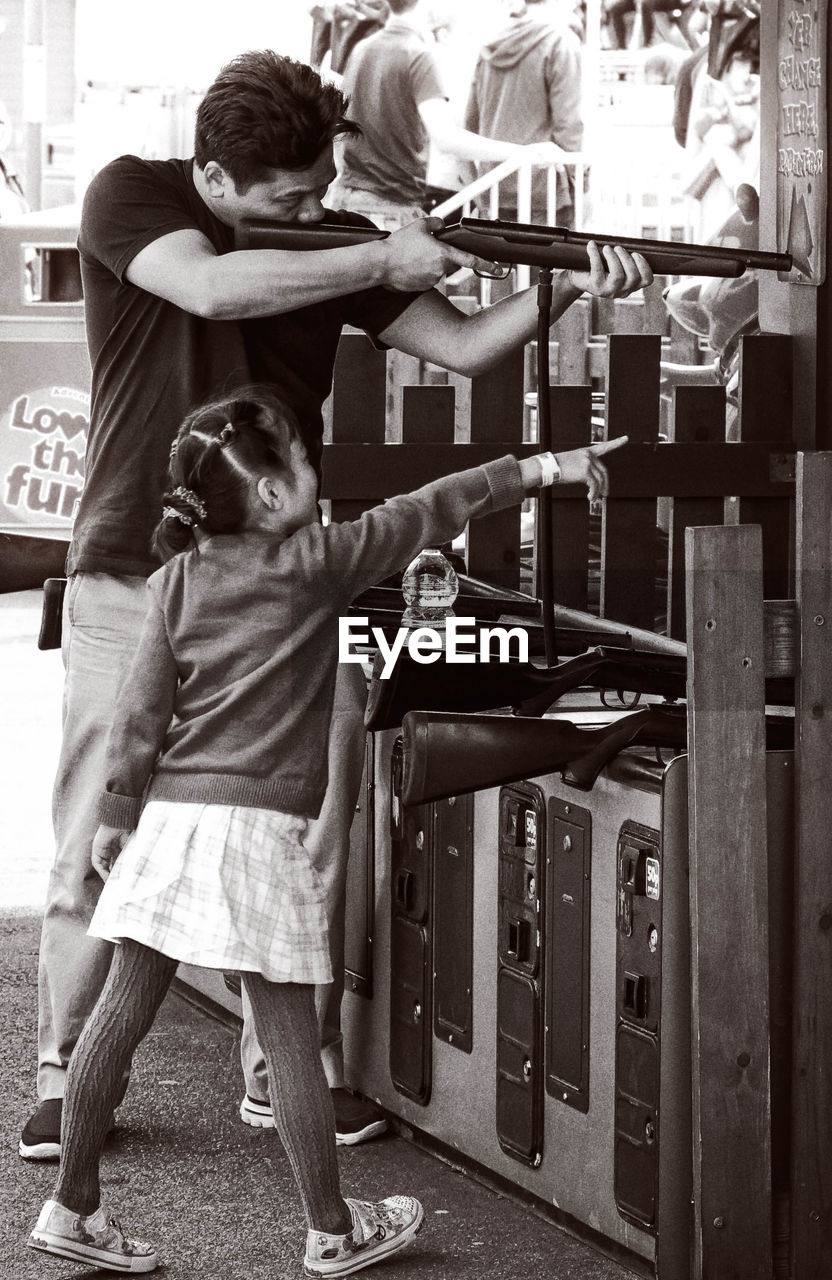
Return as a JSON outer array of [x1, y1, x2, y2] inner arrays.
[[662, 181, 761, 438], [422, 3, 474, 210], [329, 0, 561, 230], [604, 0, 700, 51], [681, 13, 759, 239], [464, 0, 583, 226], [642, 41, 689, 85], [310, 0, 390, 77], [674, 0, 758, 149], [0, 98, 28, 220]]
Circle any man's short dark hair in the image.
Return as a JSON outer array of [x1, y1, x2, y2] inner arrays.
[[387, 0, 419, 13], [194, 50, 358, 191]]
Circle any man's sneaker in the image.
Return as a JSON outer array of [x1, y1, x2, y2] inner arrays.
[[304, 1195, 424, 1277], [239, 1089, 387, 1145], [331, 1089, 388, 1146], [28, 1199, 157, 1273], [20, 1099, 116, 1161], [19, 1098, 62, 1161], [239, 1094, 275, 1129]]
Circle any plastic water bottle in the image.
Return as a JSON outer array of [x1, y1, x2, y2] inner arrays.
[[401, 548, 459, 630]]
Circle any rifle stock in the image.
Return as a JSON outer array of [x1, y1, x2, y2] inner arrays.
[[400, 707, 794, 806], [400, 707, 674, 805], [237, 217, 791, 280]]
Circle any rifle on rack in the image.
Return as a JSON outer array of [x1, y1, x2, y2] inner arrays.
[[364, 644, 685, 731], [363, 643, 795, 732], [236, 215, 792, 279], [400, 707, 795, 807]]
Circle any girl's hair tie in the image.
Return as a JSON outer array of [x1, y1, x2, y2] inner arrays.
[[162, 485, 207, 526], [218, 422, 236, 447]]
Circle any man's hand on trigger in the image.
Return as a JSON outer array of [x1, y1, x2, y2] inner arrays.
[[567, 242, 653, 299], [380, 216, 492, 293], [91, 824, 132, 881]]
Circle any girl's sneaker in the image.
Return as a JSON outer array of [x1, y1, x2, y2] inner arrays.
[[28, 1199, 157, 1273], [304, 1195, 424, 1277]]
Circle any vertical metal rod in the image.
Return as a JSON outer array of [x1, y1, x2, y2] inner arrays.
[[536, 267, 557, 664], [23, 0, 46, 210]]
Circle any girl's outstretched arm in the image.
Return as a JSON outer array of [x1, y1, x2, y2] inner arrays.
[[311, 436, 630, 609], [519, 436, 628, 503]]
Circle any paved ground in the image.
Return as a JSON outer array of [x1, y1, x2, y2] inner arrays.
[[0, 591, 645, 1280]]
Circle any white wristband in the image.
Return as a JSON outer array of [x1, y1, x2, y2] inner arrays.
[[537, 452, 561, 487]]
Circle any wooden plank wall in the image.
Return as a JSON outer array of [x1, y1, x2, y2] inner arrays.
[[791, 453, 832, 1280]]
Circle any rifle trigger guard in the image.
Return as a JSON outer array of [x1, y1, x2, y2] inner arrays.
[[473, 262, 512, 280]]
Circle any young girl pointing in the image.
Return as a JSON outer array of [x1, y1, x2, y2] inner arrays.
[[28, 386, 625, 1276]]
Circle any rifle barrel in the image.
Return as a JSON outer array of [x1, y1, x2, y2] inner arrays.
[[454, 217, 792, 274]]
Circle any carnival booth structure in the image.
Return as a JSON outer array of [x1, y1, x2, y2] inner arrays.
[[1, 3, 829, 1278]]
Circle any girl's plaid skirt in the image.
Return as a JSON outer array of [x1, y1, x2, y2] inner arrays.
[[89, 801, 332, 984]]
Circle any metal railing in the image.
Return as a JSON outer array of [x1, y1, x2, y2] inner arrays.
[[431, 155, 590, 297]]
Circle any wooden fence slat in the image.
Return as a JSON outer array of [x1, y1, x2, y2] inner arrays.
[[601, 334, 661, 629], [594, 294, 647, 336], [668, 313, 702, 365], [401, 384, 455, 444], [666, 385, 727, 639], [329, 332, 387, 523], [642, 279, 672, 334], [726, 335, 794, 600], [544, 385, 592, 610], [466, 347, 525, 590], [685, 523, 773, 1280], [400, 385, 457, 565], [791, 452, 832, 1279], [550, 299, 591, 385]]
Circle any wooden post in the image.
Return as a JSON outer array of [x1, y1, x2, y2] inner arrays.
[[686, 523, 773, 1280], [791, 452, 832, 1279], [601, 334, 661, 629]]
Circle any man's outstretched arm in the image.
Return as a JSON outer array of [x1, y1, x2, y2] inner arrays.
[[378, 239, 653, 378], [123, 220, 489, 320]]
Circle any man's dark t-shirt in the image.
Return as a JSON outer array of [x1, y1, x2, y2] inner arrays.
[[71, 155, 418, 577]]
